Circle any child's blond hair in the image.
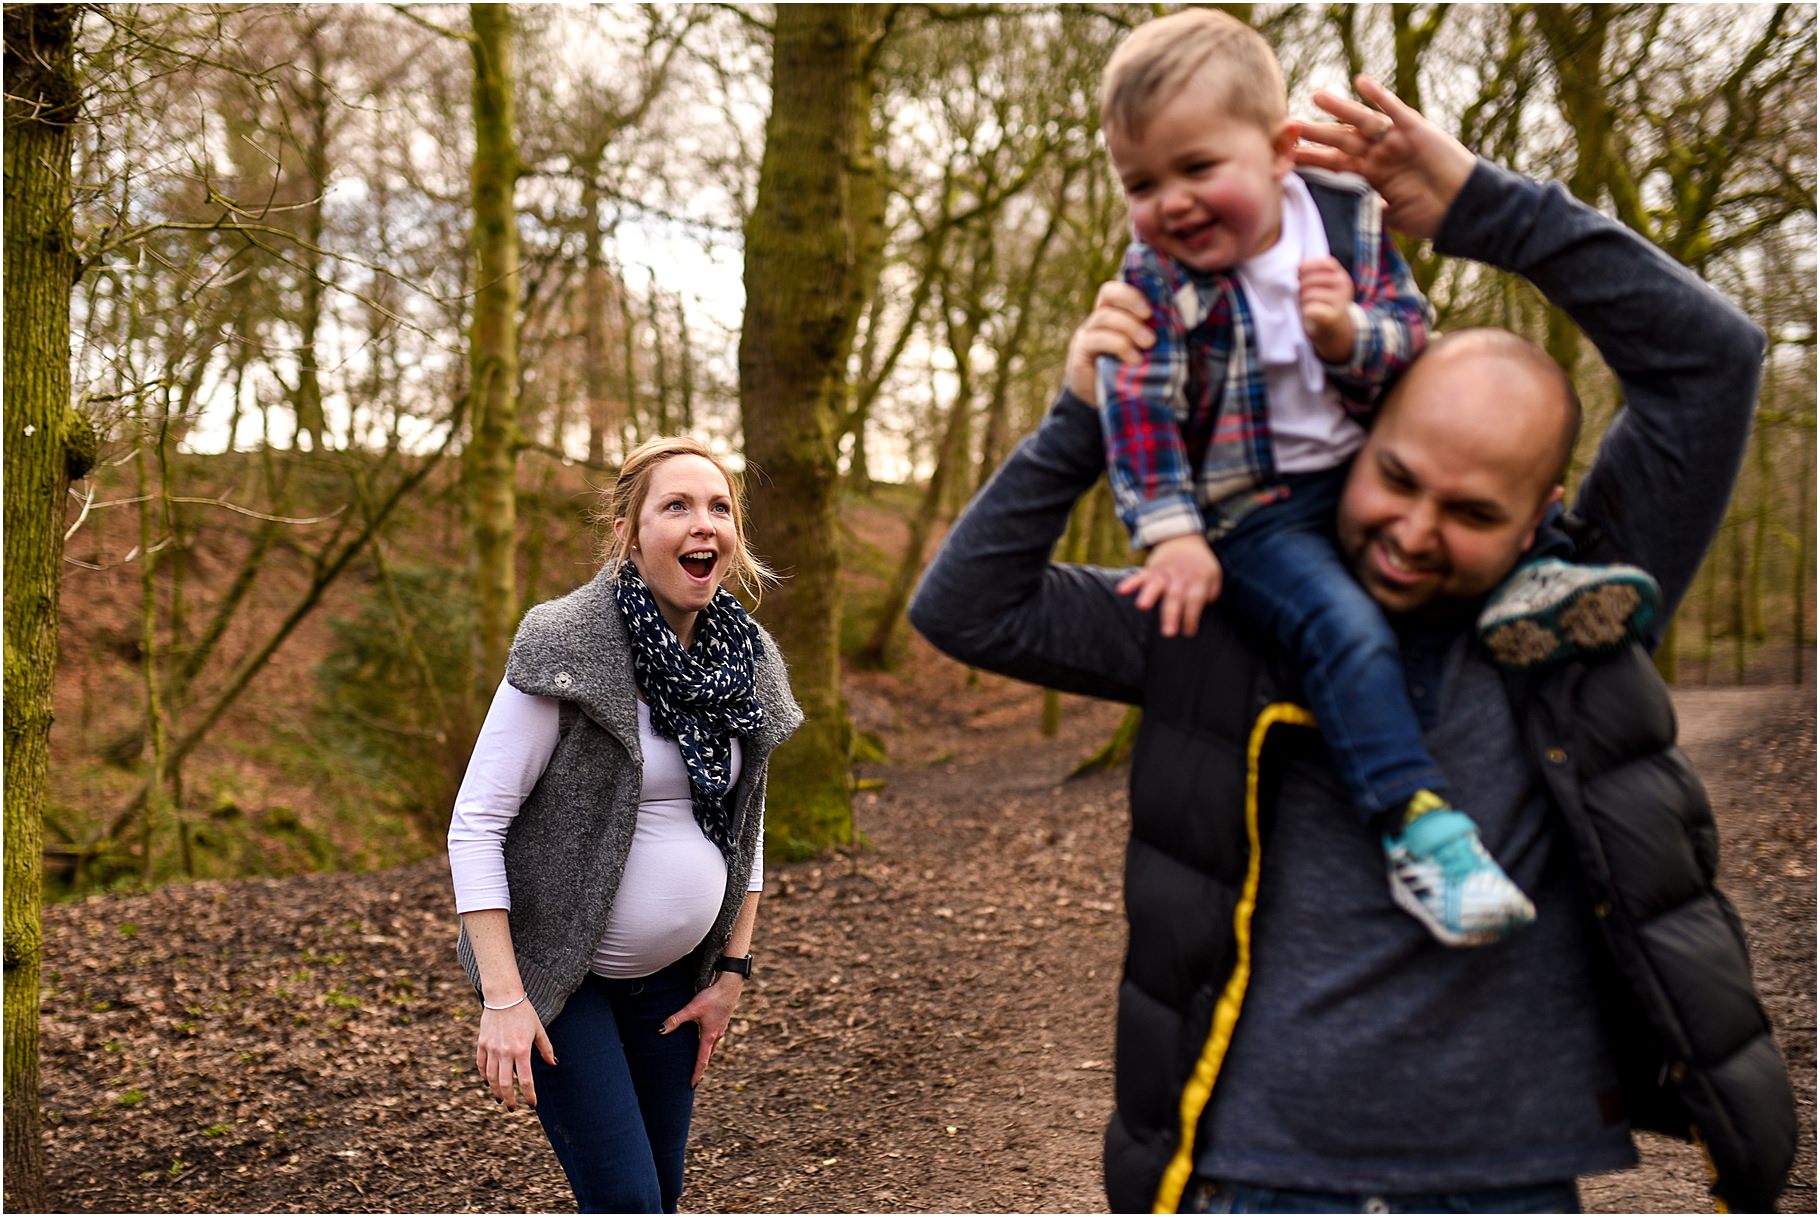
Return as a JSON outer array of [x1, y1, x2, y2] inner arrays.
[[1101, 8, 1286, 142]]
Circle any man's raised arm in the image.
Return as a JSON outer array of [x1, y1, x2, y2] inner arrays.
[[1434, 165, 1763, 622], [1300, 75, 1765, 625]]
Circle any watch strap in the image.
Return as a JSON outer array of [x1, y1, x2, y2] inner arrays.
[[714, 953, 753, 977]]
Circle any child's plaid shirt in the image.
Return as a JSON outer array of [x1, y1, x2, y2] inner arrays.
[[1097, 170, 1433, 549]]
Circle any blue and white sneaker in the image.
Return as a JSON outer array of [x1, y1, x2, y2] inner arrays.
[[1478, 557, 1662, 669], [1384, 799, 1536, 947]]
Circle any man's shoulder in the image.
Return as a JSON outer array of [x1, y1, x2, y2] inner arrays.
[[1294, 164, 1375, 201]]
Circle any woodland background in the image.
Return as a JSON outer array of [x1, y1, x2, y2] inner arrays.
[[4, 2, 1814, 1211]]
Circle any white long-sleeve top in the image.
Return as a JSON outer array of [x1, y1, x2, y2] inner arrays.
[[448, 680, 763, 978], [1234, 171, 1366, 474]]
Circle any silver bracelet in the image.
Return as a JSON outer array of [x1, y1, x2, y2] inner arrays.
[[482, 993, 528, 1012]]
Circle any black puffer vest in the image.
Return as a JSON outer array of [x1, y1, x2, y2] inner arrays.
[[1103, 629, 1795, 1214]]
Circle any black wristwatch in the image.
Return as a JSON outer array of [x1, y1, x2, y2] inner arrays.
[[714, 953, 754, 978]]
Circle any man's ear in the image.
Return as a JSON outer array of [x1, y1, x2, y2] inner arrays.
[[1519, 484, 1567, 552], [1271, 118, 1300, 176]]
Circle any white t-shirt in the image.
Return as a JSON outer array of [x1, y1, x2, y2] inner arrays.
[[1234, 171, 1367, 474], [448, 681, 761, 978]]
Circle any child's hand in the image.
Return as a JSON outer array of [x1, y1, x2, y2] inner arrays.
[[1299, 257, 1355, 362], [1116, 534, 1223, 638]]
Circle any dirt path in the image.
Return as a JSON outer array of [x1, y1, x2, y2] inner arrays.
[[37, 667, 1813, 1213], [1579, 684, 1818, 1215]]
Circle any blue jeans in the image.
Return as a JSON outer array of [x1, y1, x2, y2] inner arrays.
[[1183, 1178, 1582, 1213], [1217, 466, 1444, 819], [529, 960, 700, 1213]]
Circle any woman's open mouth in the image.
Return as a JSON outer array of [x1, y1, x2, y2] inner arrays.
[[679, 550, 716, 580]]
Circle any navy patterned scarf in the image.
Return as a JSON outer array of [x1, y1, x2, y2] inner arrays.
[[614, 561, 765, 859]]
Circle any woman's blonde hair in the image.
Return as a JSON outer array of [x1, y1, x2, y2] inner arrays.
[[594, 435, 777, 605]]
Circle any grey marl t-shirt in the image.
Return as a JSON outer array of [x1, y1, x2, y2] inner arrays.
[[1194, 622, 1637, 1192]]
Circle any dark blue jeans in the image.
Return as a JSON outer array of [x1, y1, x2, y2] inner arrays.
[[529, 960, 699, 1213], [1217, 466, 1445, 820], [1183, 1177, 1582, 1213]]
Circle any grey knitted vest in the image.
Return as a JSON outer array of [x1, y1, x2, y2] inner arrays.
[[455, 562, 803, 1027]]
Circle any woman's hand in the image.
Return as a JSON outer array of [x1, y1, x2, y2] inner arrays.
[[475, 1000, 556, 1111], [663, 973, 744, 1088], [1294, 74, 1476, 240], [1064, 281, 1154, 403]]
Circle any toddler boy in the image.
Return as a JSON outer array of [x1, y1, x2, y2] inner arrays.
[[1096, 10, 1658, 945]]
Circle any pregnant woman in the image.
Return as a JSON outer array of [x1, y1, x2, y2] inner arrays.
[[447, 435, 801, 1212]]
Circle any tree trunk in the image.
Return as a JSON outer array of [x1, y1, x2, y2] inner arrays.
[[4, 7, 92, 1207], [466, 3, 523, 688], [1655, 615, 1679, 685], [134, 422, 172, 882], [648, 278, 671, 432], [1746, 423, 1771, 642], [1731, 507, 1749, 685], [1699, 543, 1720, 683], [580, 155, 620, 466], [739, 5, 880, 854], [621, 273, 641, 444], [1794, 435, 1812, 684], [976, 163, 1075, 490], [674, 289, 695, 431], [858, 388, 972, 669], [1535, 5, 1618, 383], [293, 41, 331, 451], [1072, 707, 1142, 777]]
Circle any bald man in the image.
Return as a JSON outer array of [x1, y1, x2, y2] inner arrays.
[[910, 78, 1793, 1214], [1336, 329, 1577, 612]]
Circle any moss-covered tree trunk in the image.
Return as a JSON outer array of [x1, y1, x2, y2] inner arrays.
[[1794, 435, 1812, 684], [4, 6, 93, 1208], [674, 289, 695, 431], [580, 151, 620, 466], [466, 3, 522, 687], [739, 5, 880, 854], [292, 23, 332, 450], [1534, 6, 1618, 383]]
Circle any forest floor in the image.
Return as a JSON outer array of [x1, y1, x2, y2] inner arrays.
[[37, 630, 1815, 1215]]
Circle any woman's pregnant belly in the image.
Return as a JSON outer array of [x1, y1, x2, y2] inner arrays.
[[590, 796, 727, 978]]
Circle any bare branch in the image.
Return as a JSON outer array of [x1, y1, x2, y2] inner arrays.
[[63, 483, 97, 543], [518, 438, 620, 473], [706, 3, 774, 37], [80, 493, 350, 526], [386, 4, 476, 45]]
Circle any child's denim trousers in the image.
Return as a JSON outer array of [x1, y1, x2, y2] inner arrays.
[[1215, 464, 1445, 821]]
